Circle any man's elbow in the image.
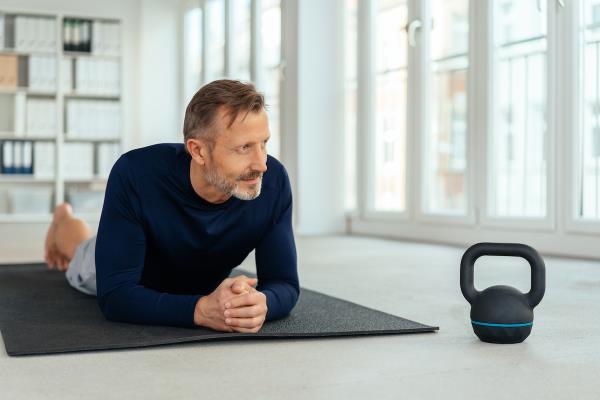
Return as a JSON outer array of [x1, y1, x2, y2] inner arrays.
[[96, 288, 129, 323], [97, 292, 117, 322], [290, 282, 300, 307], [279, 280, 300, 313], [265, 282, 300, 321]]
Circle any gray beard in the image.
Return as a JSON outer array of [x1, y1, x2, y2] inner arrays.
[[204, 166, 262, 201]]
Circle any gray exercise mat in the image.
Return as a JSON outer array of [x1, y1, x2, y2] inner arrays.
[[0, 263, 438, 356]]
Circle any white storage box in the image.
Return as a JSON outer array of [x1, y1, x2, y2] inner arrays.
[[67, 188, 104, 213], [62, 143, 94, 179], [9, 187, 53, 214]]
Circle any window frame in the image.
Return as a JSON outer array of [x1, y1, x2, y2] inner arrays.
[[414, 0, 477, 227], [563, 0, 600, 235], [475, 0, 558, 232]]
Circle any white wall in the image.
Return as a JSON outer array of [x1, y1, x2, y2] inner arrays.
[[282, 0, 347, 235], [138, 0, 182, 146]]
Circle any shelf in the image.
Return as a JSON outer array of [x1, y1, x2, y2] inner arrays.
[[0, 175, 54, 184], [0, 132, 56, 141], [64, 136, 120, 143], [0, 49, 56, 57], [1, 10, 56, 19], [64, 92, 120, 100], [0, 87, 57, 96], [64, 176, 108, 184], [63, 15, 120, 23], [62, 51, 120, 60], [0, 9, 122, 225], [0, 213, 53, 223]]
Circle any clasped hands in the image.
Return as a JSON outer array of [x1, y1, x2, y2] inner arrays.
[[194, 275, 268, 333]]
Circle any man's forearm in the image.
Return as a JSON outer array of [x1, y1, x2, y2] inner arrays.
[[98, 285, 202, 328], [259, 281, 300, 321]]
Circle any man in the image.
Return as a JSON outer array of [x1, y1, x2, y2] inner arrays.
[[43, 79, 299, 333]]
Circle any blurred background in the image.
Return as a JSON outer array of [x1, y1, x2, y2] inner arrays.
[[1, 0, 600, 260]]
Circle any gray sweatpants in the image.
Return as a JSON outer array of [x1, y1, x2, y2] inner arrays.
[[65, 235, 97, 296]]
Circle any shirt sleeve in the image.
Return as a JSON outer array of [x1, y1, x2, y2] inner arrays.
[[95, 155, 202, 328], [254, 164, 300, 321]]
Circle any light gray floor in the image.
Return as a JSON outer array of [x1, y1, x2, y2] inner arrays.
[[1, 235, 599, 399]]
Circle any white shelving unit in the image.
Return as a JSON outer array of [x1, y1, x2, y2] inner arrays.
[[0, 9, 123, 223]]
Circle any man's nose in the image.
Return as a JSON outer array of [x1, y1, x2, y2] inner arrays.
[[253, 148, 268, 173]]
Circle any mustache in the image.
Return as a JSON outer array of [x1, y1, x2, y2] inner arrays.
[[238, 171, 263, 181]]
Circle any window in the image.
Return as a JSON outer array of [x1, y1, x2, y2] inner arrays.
[[205, 0, 225, 82], [182, 6, 202, 106], [424, 0, 469, 215], [231, 0, 251, 81], [489, 0, 547, 218], [372, 0, 408, 212], [348, 0, 600, 257], [181, 0, 283, 158], [577, 0, 600, 220], [260, 0, 282, 159]]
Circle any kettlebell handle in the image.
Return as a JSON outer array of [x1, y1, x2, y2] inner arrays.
[[460, 242, 546, 308]]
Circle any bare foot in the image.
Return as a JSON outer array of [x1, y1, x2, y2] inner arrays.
[[44, 203, 73, 271]]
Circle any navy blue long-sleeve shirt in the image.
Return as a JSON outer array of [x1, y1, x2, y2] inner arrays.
[[95, 143, 299, 328]]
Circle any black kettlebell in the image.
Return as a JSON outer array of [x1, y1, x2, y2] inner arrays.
[[460, 242, 545, 344]]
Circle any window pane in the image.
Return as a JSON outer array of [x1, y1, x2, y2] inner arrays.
[[261, 0, 281, 159], [577, 0, 600, 220], [373, 0, 408, 211], [261, 0, 281, 67], [489, 0, 547, 218], [345, 0, 357, 212], [232, 0, 251, 81], [183, 7, 202, 105], [425, 0, 469, 215], [263, 67, 280, 159], [205, 0, 225, 82]]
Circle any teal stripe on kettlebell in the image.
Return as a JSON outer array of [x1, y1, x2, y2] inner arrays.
[[471, 320, 533, 328]]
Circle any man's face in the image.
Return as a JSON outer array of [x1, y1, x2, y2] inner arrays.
[[203, 108, 270, 201]]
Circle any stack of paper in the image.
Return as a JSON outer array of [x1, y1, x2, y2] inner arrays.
[[33, 141, 55, 178], [66, 99, 121, 139], [62, 142, 94, 179], [9, 186, 53, 214], [92, 21, 120, 56], [75, 58, 120, 95], [28, 55, 57, 92], [26, 98, 56, 137], [14, 16, 57, 53]]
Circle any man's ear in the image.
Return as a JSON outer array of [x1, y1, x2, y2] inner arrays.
[[186, 138, 212, 166]]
